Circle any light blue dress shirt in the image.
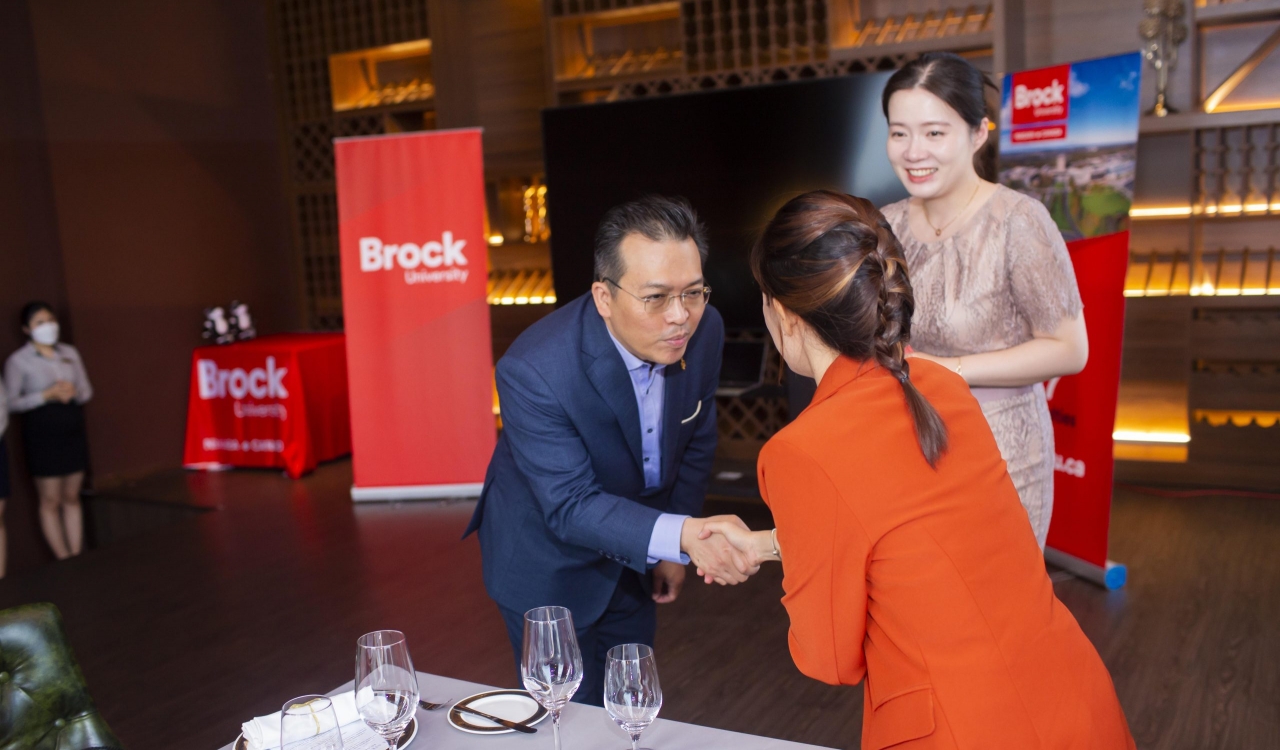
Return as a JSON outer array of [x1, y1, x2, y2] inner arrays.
[[607, 330, 690, 566]]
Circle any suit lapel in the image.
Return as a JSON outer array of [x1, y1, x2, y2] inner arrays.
[[660, 357, 689, 486], [582, 302, 644, 471]]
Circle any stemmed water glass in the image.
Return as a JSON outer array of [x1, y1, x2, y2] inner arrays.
[[280, 695, 345, 750], [522, 606, 584, 750], [355, 630, 419, 748], [604, 644, 663, 750]]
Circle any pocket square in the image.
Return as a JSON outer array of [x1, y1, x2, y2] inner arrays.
[[681, 400, 702, 424]]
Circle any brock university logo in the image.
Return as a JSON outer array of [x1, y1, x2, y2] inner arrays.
[[1012, 65, 1070, 126], [197, 357, 288, 400], [359, 232, 471, 286]]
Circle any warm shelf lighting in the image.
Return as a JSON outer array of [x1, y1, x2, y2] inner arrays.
[[1130, 206, 1192, 218], [1195, 410, 1280, 428], [488, 234, 505, 246], [1112, 430, 1191, 444], [1132, 203, 1280, 218], [488, 268, 556, 306]]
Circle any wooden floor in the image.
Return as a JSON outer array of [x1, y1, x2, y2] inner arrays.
[[0, 461, 1275, 750]]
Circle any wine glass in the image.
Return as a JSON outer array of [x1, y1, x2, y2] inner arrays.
[[355, 630, 419, 748], [604, 644, 663, 750], [522, 606, 583, 750], [280, 695, 344, 750]]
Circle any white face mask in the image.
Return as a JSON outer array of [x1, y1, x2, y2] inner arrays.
[[32, 322, 60, 346]]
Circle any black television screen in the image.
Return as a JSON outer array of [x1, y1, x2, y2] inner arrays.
[[543, 72, 909, 329]]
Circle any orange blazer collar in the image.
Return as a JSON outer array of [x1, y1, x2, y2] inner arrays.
[[806, 356, 894, 412]]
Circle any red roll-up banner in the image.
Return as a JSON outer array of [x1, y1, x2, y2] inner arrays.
[[1000, 53, 1142, 588], [335, 129, 496, 500], [1043, 232, 1130, 585]]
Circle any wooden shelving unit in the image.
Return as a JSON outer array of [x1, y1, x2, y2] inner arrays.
[[546, 1, 683, 99], [1122, 1, 1280, 481], [1140, 106, 1280, 133], [544, 0, 1025, 106], [828, 3, 995, 61], [1195, 0, 1280, 25]]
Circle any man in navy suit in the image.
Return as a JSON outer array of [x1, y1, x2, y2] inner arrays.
[[465, 195, 754, 705]]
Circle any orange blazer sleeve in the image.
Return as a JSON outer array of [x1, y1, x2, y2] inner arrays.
[[759, 438, 871, 687]]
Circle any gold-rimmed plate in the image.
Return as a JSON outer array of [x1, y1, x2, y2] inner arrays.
[[234, 716, 417, 749], [447, 690, 548, 734]]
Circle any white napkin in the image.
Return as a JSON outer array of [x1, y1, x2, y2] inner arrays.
[[241, 691, 361, 750]]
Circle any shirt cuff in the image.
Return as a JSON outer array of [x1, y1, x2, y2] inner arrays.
[[646, 513, 691, 566]]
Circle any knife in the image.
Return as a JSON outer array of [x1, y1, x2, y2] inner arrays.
[[451, 703, 538, 734]]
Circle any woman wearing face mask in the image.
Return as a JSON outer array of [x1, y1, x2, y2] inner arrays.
[[4, 302, 93, 560], [879, 52, 1088, 549], [700, 190, 1133, 749]]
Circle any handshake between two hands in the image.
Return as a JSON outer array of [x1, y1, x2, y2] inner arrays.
[[681, 515, 775, 586]]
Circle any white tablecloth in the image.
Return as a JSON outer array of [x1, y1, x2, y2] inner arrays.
[[220, 671, 835, 750]]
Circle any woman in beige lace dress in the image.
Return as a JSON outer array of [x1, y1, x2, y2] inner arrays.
[[879, 53, 1088, 548]]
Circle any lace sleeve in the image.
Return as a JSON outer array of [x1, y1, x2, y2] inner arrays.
[[1005, 197, 1083, 334]]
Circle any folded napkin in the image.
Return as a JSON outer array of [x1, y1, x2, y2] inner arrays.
[[242, 691, 361, 750]]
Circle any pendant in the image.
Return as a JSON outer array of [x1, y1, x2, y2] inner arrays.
[[935, 228, 942, 237]]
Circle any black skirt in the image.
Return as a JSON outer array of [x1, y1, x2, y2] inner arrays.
[[0, 435, 10, 498], [22, 402, 89, 478]]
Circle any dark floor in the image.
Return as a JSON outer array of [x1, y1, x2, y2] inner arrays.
[[0, 461, 1276, 750]]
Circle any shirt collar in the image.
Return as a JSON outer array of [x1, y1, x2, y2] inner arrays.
[[22, 341, 59, 360], [606, 327, 664, 375]]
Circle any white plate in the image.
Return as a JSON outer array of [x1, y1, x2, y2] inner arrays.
[[234, 715, 418, 749], [447, 690, 549, 734]]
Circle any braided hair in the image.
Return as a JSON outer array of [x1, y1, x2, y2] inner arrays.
[[750, 190, 949, 467]]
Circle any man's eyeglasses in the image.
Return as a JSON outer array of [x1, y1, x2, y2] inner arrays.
[[604, 278, 712, 315]]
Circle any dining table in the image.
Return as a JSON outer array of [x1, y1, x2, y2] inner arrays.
[[220, 670, 837, 750]]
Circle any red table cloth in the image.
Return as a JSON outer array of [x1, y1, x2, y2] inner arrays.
[[183, 333, 350, 479]]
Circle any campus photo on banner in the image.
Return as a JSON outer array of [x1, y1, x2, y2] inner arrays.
[[999, 52, 1142, 587], [335, 128, 496, 500]]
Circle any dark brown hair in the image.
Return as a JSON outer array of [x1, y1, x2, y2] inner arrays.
[[751, 190, 949, 467], [881, 52, 998, 181], [594, 195, 708, 283], [20, 301, 54, 330]]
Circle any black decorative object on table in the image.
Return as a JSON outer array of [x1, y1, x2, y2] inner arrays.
[[229, 301, 256, 341], [202, 306, 235, 344], [202, 301, 257, 345]]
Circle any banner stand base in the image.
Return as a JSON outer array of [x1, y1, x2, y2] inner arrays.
[[352, 483, 483, 502], [1044, 546, 1127, 590]]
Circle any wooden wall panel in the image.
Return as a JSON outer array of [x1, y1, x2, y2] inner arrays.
[[25, 0, 298, 483], [431, 0, 548, 178]]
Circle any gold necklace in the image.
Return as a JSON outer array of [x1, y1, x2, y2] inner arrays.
[[923, 180, 982, 237]]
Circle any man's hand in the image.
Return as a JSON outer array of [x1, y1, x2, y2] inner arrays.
[[651, 560, 686, 604], [680, 515, 759, 585], [699, 521, 776, 569]]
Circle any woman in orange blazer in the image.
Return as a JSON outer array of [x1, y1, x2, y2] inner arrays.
[[702, 191, 1134, 749]]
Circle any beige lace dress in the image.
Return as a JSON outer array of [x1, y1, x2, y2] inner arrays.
[[881, 185, 1083, 549]]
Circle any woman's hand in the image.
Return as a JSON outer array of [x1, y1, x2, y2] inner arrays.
[[43, 381, 75, 403], [698, 521, 775, 577], [680, 515, 756, 585], [907, 351, 962, 378], [910, 315, 1088, 388]]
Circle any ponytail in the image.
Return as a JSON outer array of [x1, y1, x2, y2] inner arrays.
[[752, 190, 949, 467]]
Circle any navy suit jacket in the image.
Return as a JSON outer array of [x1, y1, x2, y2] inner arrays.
[[464, 293, 723, 623]]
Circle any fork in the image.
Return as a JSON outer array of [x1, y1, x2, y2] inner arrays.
[[419, 698, 453, 711]]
